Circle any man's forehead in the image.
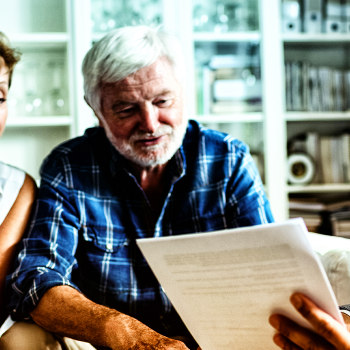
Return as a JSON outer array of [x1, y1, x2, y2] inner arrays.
[[105, 58, 175, 87]]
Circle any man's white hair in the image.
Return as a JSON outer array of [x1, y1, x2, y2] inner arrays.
[[82, 25, 186, 118]]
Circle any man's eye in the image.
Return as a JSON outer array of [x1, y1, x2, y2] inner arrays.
[[0, 98, 6, 105], [156, 99, 171, 107], [118, 107, 135, 117]]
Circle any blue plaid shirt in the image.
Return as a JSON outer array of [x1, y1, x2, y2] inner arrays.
[[7, 120, 274, 335]]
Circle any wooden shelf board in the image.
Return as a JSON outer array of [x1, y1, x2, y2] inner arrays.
[[6, 116, 72, 127], [195, 113, 263, 123], [285, 112, 350, 121], [287, 184, 350, 193], [8, 33, 69, 48], [283, 33, 350, 43]]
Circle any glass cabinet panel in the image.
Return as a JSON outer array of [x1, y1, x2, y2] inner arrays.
[[195, 41, 261, 115], [1, 0, 66, 33], [91, 0, 163, 34], [192, 0, 259, 33], [8, 49, 70, 118], [192, 0, 263, 181]]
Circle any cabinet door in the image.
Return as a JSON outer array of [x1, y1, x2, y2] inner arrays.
[[0, 0, 74, 180], [190, 0, 265, 183], [91, 0, 163, 38]]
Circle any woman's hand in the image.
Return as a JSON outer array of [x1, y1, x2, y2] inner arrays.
[[269, 292, 350, 349]]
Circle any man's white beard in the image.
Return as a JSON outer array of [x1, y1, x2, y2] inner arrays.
[[103, 115, 188, 168]]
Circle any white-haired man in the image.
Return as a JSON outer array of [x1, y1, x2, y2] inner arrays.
[[0, 26, 273, 350]]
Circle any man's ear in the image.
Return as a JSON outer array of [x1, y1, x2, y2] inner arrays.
[[84, 95, 103, 126]]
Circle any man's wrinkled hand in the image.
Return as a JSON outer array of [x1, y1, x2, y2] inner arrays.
[[269, 292, 350, 350]]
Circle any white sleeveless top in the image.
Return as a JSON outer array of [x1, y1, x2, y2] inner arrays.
[[0, 161, 25, 336], [0, 161, 25, 224]]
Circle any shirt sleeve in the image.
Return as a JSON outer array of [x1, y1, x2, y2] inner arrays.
[[340, 305, 350, 316], [6, 154, 81, 321], [226, 142, 275, 227]]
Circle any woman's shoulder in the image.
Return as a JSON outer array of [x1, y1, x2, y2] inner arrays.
[[0, 162, 37, 218], [0, 161, 25, 184], [19, 173, 37, 200]]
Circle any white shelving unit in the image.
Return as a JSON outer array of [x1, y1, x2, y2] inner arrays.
[[283, 34, 350, 200], [7, 0, 350, 222], [0, 0, 95, 180], [0, 0, 70, 179]]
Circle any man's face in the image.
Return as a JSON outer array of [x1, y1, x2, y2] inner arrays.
[[99, 58, 188, 168]]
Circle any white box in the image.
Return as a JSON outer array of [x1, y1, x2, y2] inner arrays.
[[282, 0, 302, 32], [303, 0, 322, 33]]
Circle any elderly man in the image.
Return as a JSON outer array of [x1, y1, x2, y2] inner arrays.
[[0, 26, 273, 350]]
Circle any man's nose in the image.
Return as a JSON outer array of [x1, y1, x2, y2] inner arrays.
[[139, 103, 160, 134]]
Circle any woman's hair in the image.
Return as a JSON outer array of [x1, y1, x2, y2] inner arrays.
[[82, 25, 186, 118], [0, 32, 21, 88]]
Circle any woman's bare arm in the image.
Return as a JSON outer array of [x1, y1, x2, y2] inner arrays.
[[0, 174, 37, 323]]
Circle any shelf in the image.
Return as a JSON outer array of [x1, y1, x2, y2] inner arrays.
[[195, 113, 263, 123], [193, 31, 261, 42], [283, 33, 350, 43], [288, 184, 350, 193], [9, 33, 69, 48], [6, 116, 72, 127], [285, 112, 350, 121]]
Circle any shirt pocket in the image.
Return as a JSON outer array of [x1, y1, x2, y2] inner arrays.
[[81, 224, 130, 253], [76, 225, 132, 299]]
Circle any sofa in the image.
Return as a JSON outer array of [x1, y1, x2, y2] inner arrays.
[[308, 232, 350, 306]]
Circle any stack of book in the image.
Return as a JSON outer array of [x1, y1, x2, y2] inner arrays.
[[288, 132, 350, 184], [289, 198, 325, 232], [285, 61, 350, 112], [328, 201, 350, 237], [289, 199, 350, 236]]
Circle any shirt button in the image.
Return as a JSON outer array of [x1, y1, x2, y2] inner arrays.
[[106, 243, 113, 250]]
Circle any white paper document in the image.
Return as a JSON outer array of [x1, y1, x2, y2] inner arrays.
[[136, 218, 344, 350]]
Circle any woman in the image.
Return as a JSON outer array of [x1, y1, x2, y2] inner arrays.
[[0, 32, 37, 326]]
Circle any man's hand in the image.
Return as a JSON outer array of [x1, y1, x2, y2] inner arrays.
[[269, 292, 350, 349]]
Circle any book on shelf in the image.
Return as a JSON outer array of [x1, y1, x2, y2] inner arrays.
[[331, 211, 350, 238], [285, 60, 348, 112], [305, 132, 322, 183], [285, 61, 293, 111], [320, 135, 344, 184], [289, 197, 326, 211], [333, 70, 344, 112], [327, 199, 350, 212], [341, 134, 350, 183], [289, 198, 350, 235], [344, 71, 350, 111], [328, 201, 350, 237], [289, 198, 324, 232]]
